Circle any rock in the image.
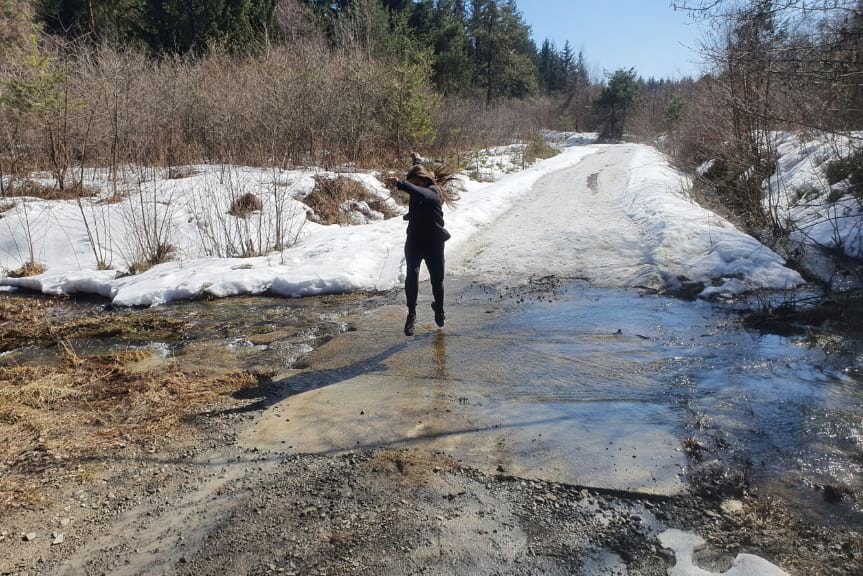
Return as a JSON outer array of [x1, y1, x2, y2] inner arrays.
[[720, 499, 744, 515], [51, 533, 65, 545], [60, 518, 71, 527], [24, 532, 37, 542]]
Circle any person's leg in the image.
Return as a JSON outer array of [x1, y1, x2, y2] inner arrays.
[[404, 238, 423, 335], [427, 240, 446, 327], [404, 238, 422, 314]]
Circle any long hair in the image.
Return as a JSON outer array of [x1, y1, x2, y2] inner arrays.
[[406, 164, 461, 208]]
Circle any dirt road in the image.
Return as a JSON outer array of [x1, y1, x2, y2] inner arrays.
[[2, 146, 860, 575]]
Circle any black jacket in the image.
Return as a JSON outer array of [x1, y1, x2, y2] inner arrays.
[[397, 167, 450, 242]]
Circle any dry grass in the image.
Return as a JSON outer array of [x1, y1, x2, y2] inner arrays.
[[0, 297, 262, 508], [0, 350, 257, 507], [229, 192, 263, 218], [6, 261, 46, 278], [127, 243, 176, 275], [5, 179, 96, 201], [0, 297, 188, 352], [305, 176, 396, 225]]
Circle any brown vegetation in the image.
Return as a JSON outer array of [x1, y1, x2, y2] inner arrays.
[[126, 242, 176, 275], [306, 176, 396, 226], [229, 192, 263, 218], [4, 179, 96, 201], [6, 261, 46, 278], [0, 297, 257, 508]]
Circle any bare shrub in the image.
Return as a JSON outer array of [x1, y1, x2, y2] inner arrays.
[[306, 176, 395, 225], [190, 165, 306, 259], [229, 192, 263, 218], [121, 167, 177, 274], [825, 148, 863, 195], [4, 179, 95, 200], [127, 243, 175, 275], [6, 261, 45, 277]]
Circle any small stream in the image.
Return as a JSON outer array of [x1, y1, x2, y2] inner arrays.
[[2, 284, 861, 530]]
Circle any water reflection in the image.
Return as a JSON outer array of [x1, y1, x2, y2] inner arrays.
[[433, 331, 448, 379]]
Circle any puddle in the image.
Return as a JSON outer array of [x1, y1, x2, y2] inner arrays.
[[247, 281, 863, 523], [3, 281, 861, 527], [0, 291, 387, 375]]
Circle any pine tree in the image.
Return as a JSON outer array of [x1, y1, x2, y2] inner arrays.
[[431, 0, 473, 95], [596, 67, 639, 141], [470, 0, 536, 104], [142, 0, 276, 55], [560, 40, 574, 91]]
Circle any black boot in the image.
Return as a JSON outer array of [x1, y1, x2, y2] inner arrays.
[[404, 311, 417, 336], [431, 302, 445, 328]]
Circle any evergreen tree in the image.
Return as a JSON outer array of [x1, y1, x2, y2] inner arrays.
[[560, 40, 574, 90], [470, 0, 536, 103], [430, 0, 473, 95], [142, 0, 276, 55], [1, 0, 36, 62], [596, 67, 639, 141]]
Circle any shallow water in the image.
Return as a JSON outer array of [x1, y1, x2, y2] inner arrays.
[[481, 283, 863, 524], [3, 282, 861, 526]]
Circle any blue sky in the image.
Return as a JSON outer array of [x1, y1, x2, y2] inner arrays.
[[517, 1, 706, 80]]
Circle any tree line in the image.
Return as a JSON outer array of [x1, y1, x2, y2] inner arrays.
[[28, 0, 596, 104]]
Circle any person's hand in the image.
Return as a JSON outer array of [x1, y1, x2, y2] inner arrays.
[[384, 176, 400, 188]]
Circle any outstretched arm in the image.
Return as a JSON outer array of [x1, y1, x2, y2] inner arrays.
[[396, 179, 440, 204]]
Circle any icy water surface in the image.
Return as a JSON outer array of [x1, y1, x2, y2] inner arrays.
[[3, 282, 861, 526], [472, 282, 863, 524], [249, 280, 862, 525]]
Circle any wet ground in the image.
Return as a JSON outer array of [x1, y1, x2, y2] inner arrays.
[[2, 145, 862, 574], [1, 277, 862, 575], [248, 277, 863, 527]]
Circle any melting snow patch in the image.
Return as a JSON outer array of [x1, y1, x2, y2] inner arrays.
[[658, 529, 790, 576], [624, 147, 803, 297]]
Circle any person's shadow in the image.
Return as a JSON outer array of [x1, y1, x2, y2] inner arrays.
[[217, 331, 448, 417]]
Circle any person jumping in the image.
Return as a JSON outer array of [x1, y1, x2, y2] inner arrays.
[[386, 153, 459, 336]]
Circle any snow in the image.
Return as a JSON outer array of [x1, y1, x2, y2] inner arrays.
[[658, 529, 791, 576], [544, 131, 599, 147], [0, 147, 600, 306], [0, 142, 803, 306], [623, 147, 803, 296], [450, 144, 801, 297], [763, 131, 863, 259], [696, 159, 717, 177]]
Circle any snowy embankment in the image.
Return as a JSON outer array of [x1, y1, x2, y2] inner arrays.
[[762, 131, 862, 260], [0, 147, 599, 306], [625, 146, 803, 297], [0, 138, 802, 305]]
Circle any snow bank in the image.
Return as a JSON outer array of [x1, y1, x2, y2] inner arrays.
[[763, 131, 863, 260], [1, 147, 599, 306], [624, 147, 803, 296], [544, 131, 599, 147], [658, 529, 790, 576]]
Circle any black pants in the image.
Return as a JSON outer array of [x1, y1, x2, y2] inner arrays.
[[405, 235, 445, 313]]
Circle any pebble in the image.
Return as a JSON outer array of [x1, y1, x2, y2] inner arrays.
[[51, 532, 65, 545], [24, 532, 37, 542]]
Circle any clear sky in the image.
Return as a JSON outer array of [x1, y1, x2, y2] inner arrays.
[[517, 0, 706, 80]]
